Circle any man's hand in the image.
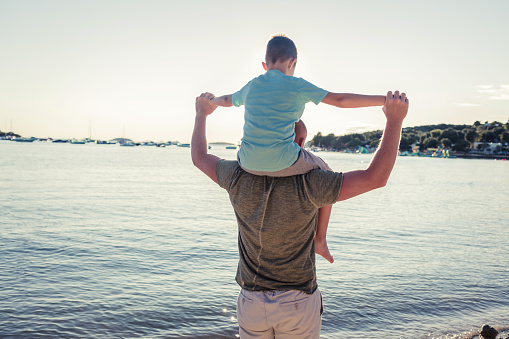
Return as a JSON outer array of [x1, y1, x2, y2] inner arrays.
[[383, 91, 409, 122], [192, 92, 221, 184], [195, 92, 218, 117]]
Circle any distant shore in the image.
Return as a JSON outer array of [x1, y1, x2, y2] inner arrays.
[[450, 153, 508, 160], [2, 139, 508, 160], [312, 148, 509, 161]]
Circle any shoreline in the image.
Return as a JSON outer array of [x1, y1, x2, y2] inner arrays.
[[1, 140, 508, 161], [451, 153, 508, 160]]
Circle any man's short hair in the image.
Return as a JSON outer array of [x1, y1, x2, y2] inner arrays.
[[265, 34, 298, 65]]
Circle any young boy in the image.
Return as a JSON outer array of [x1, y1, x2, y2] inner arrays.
[[209, 34, 386, 263]]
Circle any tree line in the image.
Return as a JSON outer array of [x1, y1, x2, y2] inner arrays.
[[310, 120, 509, 153], [0, 131, 21, 138]]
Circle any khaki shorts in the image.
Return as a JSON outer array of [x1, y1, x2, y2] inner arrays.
[[236, 288, 323, 339], [240, 149, 332, 177]]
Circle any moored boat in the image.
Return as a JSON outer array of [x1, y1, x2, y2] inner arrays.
[[12, 137, 35, 142]]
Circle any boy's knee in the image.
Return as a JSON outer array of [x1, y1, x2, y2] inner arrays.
[[294, 120, 307, 147]]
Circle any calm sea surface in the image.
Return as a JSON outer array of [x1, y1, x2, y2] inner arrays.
[[1, 141, 508, 338]]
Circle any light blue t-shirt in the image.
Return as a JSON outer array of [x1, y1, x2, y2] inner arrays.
[[232, 70, 328, 172]]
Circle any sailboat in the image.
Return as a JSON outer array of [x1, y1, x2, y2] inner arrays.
[[119, 125, 135, 146]]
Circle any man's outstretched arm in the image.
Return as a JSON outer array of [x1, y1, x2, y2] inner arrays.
[[338, 91, 409, 201], [191, 92, 221, 183]]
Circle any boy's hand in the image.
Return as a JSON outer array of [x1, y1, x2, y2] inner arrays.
[[382, 91, 409, 123], [195, 92, 218, 117]]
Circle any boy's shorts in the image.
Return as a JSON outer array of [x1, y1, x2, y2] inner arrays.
[[240, 148, 332, 177], [237, 288, 323, 339]]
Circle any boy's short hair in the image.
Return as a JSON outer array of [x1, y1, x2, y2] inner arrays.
[[265, 34, 297, 65]]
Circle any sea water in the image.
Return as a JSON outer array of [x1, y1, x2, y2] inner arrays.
[[1, 141, 508, 338]]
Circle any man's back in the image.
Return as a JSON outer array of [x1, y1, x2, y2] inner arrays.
[[216, 160, 343, 293]]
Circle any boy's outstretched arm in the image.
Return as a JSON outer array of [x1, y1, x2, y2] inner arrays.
[[210, 94, 233, 107], [337, 91, 409, 201], [191, 92, 221, 183], [322, 92, 386, 108]]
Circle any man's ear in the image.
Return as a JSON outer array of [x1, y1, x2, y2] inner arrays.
[[262, 61, 267, 71]]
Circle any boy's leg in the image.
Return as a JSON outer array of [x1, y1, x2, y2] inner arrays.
[[291, 149, 335, 263], [315, 204, 334, 263], [298, 149, 335, 263]]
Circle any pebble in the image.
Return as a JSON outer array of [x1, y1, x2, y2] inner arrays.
[[480, 324, 498, 339]]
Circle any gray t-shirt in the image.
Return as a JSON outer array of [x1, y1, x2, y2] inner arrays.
[[216, 160, 343, 294]]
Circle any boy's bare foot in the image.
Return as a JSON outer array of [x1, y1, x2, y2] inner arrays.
[[315, 237, 334, 263]]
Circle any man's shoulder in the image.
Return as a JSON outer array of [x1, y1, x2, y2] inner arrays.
[[303, 168, 342, 182], [301, 169, 344, 206], [217, 159, 240, 171], [304, 169, 343, 190], [216, 159, 242, 189]]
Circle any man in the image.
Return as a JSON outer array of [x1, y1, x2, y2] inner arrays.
[[191, 91, 409, 338]]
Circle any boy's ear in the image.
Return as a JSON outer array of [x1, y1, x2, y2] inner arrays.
[[262, 62, 267, 71], [289, 58, 297, 69]]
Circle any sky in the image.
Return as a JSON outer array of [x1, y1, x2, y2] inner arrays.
[[1, 0, 508, 143]]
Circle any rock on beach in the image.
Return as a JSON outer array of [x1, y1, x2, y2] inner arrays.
[[480, 324, 499, 339]]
